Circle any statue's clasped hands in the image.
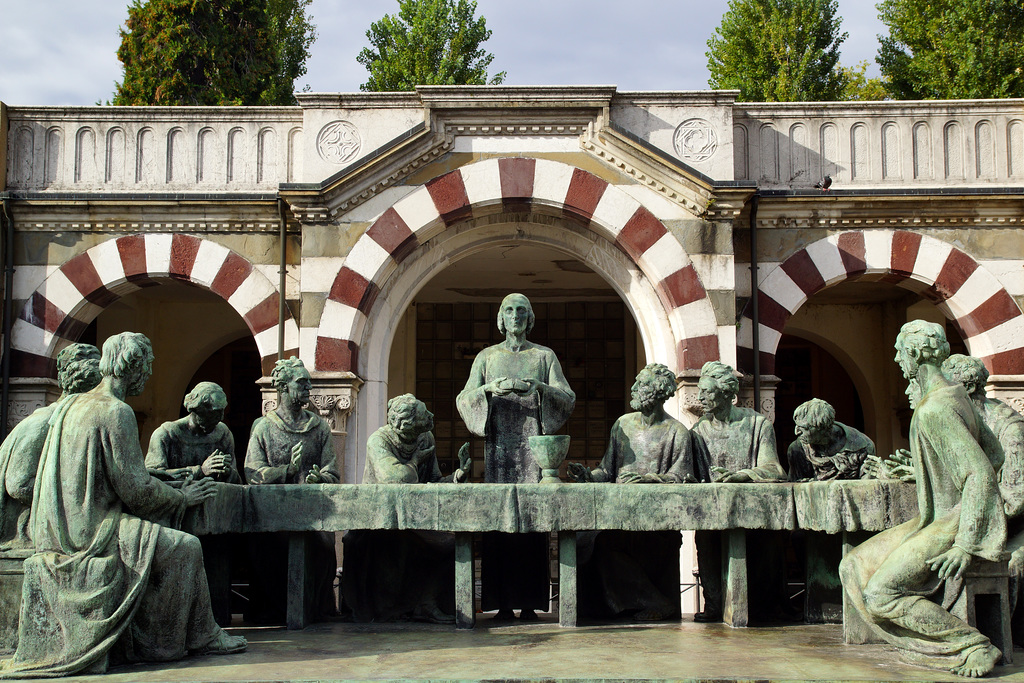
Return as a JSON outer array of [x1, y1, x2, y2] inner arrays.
[[200, 449, 231, 479], [710, 466, 752, 483], [487, 377, 538, 396]]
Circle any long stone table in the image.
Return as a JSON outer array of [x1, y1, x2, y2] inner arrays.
[[182, 480, 918, 630]]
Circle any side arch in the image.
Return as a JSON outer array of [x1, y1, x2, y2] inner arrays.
[[11, 234, 298, 376], [738, 230, 1024, 374], [315, 156, 722, 375]]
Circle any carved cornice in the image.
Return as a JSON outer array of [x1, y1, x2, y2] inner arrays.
[[5, 196, 284, 233], [280, 125, 453, 223], [582, 122, 720, 217], [752, 193, 1024, 230]]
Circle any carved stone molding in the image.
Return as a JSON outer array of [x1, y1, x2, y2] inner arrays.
[[257, 371, 363, 434], [738, 374, 781, 424], [987, 374, 1024, 416], [678, 371, 780, 423], [4, 377, 61, 432]]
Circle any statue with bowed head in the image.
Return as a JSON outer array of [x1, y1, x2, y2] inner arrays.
[[342, 394, 469, 624], [147, 381, 240, 626]]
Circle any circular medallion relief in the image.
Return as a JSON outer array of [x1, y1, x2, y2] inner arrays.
[[316, 120, 362, 164], [673, 118, 718, 162]]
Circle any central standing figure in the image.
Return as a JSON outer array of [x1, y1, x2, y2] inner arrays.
[[457, 293, 575, 620]]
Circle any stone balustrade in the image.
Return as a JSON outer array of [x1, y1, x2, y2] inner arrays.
[[4, 107, 303, 193], [735, 99, 1024, 190]]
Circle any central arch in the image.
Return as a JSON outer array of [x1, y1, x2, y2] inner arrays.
[[314, 157, 727, 478], [315, 157, 722, 375]]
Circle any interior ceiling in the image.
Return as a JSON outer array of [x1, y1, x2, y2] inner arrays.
[[806, 280, 921, 305], [415, 244, 617, 303]]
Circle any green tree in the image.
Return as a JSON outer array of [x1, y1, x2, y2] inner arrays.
[[877, 0, 1024, 99], [357, 0, 505, 92], [839, 61, 888, 101], [706, 0, 848, 101], [113, 0, 316, 106]]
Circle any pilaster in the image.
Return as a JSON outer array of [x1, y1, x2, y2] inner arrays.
[[986, 375, 1024, 415], [5, 377, 60, 432]]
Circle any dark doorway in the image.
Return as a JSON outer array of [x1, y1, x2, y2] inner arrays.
[[774, 337, 864, 474]]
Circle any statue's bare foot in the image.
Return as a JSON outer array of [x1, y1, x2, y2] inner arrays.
[[952, 644, 1000, 677], [196, 629, 247, 656]]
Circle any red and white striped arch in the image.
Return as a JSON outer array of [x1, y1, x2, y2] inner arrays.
[[314, 157, 721, 374], [12, 234, 298, 376], [738, 230, 1024, 375]]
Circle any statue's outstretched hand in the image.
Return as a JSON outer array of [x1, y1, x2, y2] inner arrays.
[[306, 464, 323, 484], [567, 462, 592, 482], [927, 546, 972, 580], [454, 443, 471, 483], [287, 442, 303, 476], [182, 476, 218, 507]]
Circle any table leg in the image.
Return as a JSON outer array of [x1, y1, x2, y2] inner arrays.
[[559, 531, 578, 628], [455, 533, 475, 629], [842, 530, 879, 644], [286, 532, 310, 630], [722, 528, 748, 628]]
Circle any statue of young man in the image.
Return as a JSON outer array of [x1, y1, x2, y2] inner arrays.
[[691, 360, 786, 623], [569, 363, 695, 621], [0, 343, 101, 550], [147, 381, 240, 625], [147, 381, 239, 484], [244, 358, 338, 623], [840, 321, 1005, 678], [0, 333, 245, 679], [342, 394, 469, 623], [456, 293, 575, 621], [787, 398, 875, 481]]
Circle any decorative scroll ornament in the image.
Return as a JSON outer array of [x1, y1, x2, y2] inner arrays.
[[673, 118, 718, 162], [316, 120, 362, 164]]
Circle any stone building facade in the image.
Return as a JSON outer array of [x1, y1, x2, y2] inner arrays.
[[2, 87, 1023, 486]]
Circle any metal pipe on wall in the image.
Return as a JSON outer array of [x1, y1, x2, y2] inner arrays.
[[1, 197, 14, 438], [749, 194, 761, 412], [277, 198, 287, 361]]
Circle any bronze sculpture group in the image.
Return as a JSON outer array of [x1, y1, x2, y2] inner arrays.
[[1, 293, 1022, 679]]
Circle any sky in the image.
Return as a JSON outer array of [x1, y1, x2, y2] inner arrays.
[[0, 0, 887, 107]]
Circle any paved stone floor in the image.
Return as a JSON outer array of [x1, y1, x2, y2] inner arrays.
[[6, 616, 1024, 683]]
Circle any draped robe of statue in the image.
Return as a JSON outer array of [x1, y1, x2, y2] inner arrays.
[[787, 422, 875, 481], [341, 426, 456, 622], [457, 340, 575, 612], [146, 418, 241, 625], [579, 412, 695, 619], [840, 383, 1007, 671], [0, 405, 55, 549], [244, 409, 339, 622], [0, 393, 221, 678], [691, 405, 786, 619], [975, 397, 1024, 645]]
